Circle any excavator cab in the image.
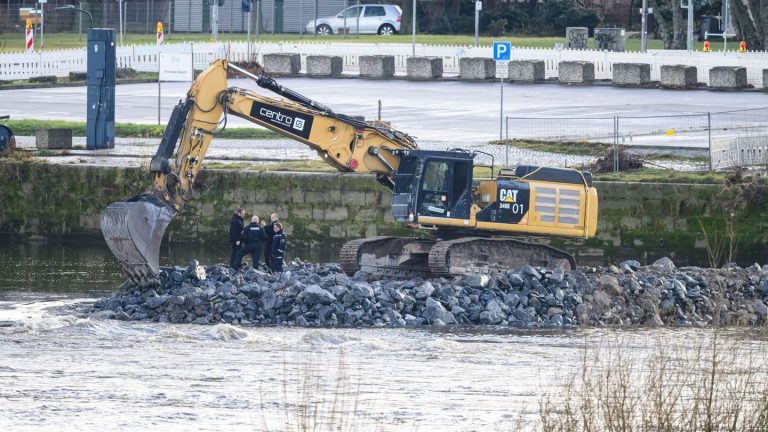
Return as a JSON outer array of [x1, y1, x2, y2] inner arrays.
[[391, 150, 474, 224]]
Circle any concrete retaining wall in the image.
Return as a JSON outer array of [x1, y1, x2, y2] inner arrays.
[[612, 63, 651, 86], [359, 55, 395, 78], [2, 162, 767, 266], [558, 61, 595, 83], [262, 53, 301, 76], [661, 65, 698, 88], [509, 60, 545, 82], [406, 57, 443, 79], [306, 55, 343, 77], [459, 58, 495, 80], [709, 66, 748, 89]]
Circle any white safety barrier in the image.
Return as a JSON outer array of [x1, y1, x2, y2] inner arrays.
[[710, 135, 768, 170], [2, 41, 768, 87]]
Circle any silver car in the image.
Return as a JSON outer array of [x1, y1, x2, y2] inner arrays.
[[305, 4, 401, 36]]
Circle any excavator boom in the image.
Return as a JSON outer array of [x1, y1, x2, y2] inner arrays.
[[101, 60, 417, 284]]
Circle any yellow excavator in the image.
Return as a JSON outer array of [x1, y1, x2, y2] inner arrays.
[[101, 59, 598, 284]]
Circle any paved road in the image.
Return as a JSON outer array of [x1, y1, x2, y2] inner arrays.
[[2, 79, 767, 143]]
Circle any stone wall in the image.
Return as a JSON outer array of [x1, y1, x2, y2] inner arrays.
[[1, 161, 766, 266]]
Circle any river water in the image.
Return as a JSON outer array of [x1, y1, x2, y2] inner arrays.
[[2, 241, 768, 431]]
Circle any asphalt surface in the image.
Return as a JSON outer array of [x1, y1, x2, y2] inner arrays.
[[2, 78, 767, 144]]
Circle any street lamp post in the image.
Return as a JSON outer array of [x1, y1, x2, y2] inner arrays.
[[55, 4, 94, 30], [411, 0, 416, 56]]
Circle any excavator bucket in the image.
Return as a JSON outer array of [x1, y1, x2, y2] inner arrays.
[[100, 198, 176, 284]]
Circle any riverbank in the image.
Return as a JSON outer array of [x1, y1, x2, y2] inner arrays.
[[3, 161, 768, 266], [91, 257, 768, 328]]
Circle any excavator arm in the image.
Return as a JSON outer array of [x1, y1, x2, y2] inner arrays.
[[101, 59, 417, 283]]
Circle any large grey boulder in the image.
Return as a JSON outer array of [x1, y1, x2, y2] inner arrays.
[[558, 61, 595, 83], [509, 60, 545, 82], [303, 285, 336, 306], [306, 55, 343, 77], [612, 63, 651, 86], [406, 57, 443, 79], [661, 65, 697, 88], [359, 55, 395, 78], [709, 66, 747, 89], [263, 53, 301, 76], [423, 298, 458, 324], [459, 57, 495, 80]]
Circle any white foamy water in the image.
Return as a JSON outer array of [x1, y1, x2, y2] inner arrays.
[[3, 299, 768, 431]]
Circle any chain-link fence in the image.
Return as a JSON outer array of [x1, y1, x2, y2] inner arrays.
[[0, 1, 175, 34], [0, 1, 387, 36], [505, 107, 768, 171]]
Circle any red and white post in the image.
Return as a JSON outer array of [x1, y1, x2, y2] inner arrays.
[[25, 18, 33, 53], [156, 22, 164, 45]]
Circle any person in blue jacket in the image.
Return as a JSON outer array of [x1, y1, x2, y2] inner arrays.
[[235, 215, 267, 270], [269, 222, 287, 278]]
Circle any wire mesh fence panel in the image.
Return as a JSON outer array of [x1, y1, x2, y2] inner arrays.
[[615, 113, 710, 148], [710, 107, 768, 141], [505, 117, 616, 144]]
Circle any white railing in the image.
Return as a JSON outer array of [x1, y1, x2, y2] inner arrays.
[[2, 41, 767, 87], [711, 135, 768, 170]]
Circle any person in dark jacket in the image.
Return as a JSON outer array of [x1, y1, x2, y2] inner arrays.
[[263, 213, 279, 270], [228, 208, 246, 268], [269, 222, 287, 279], [234, 215, 268, 270]]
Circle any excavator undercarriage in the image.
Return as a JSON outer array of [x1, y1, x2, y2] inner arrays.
[[339, 236, 575, 278]]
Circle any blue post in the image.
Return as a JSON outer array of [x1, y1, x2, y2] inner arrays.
[[86, 28, 116, 150]]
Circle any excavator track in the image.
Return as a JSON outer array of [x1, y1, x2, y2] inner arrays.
[[340, 236, 577, 278], [428, 237, 576, 276], [340, 236, 433, 278]]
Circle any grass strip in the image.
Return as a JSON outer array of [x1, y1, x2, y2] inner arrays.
[[3, 119, 281, 140]]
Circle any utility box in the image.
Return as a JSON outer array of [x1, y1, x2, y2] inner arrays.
[[87, 28, 116, 150]]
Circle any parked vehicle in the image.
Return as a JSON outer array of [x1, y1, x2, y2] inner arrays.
[[305, 4, 401, 36]]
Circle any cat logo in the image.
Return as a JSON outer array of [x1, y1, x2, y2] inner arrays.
[[499, 188, 519, 203]]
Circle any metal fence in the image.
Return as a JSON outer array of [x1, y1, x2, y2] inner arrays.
[[505, 107, 768, 171], [0, 1, 174, 34]]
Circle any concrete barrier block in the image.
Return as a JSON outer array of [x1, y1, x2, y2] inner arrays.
[[263, 53, 301, 76], [306, 55, 343, 77], [612, 63, 651, 86], [509, 60, 545, 82], [406, 57, 443, 79], [709, 66, 747, 89], [36, 128, 72, 150], [764, 69, 768, 91], [558, 61, 595, 83], [359, 55, 395, 78], [594, 28, 625, 51], [566, 27, 589, 49], [661, 65, 697, 88], [459, 57, 495, 80]]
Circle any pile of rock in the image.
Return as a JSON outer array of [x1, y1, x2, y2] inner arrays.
[[92, 258, 768, 328]]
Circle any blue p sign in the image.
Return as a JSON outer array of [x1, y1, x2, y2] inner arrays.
[[493, 41, 511, 61]]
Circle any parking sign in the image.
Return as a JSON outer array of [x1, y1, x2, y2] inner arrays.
[[492, 41, 511, 61]]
